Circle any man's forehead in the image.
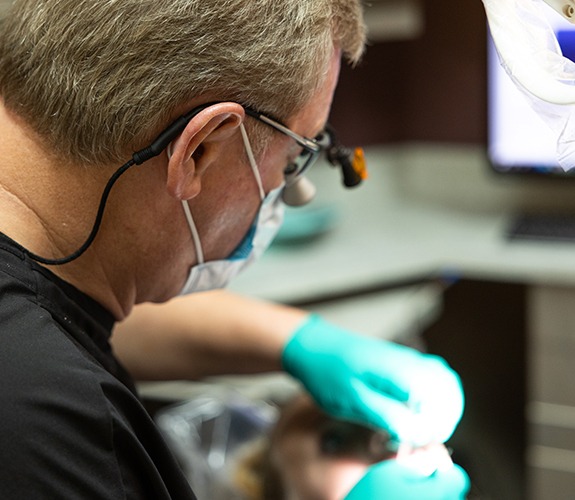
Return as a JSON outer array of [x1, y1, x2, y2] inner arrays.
[[288, 59, 340, 137], [283, 49, 340, 144], [289, 108, 329, 140]]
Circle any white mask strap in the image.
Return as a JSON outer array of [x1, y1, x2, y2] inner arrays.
[[182, 201, 204, 264], [167, 141, 205, 265], [172, 124, 265, 267], [239, 123, 266, 201]]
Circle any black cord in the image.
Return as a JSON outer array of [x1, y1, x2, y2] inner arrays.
[[24, 159, 137, 265], [23, 103, 217, 266]]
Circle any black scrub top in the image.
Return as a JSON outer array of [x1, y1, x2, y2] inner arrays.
[[0, 233, 196, 499]]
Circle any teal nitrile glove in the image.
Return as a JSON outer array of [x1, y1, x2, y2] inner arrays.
[[281, 315, 464, 447], [344, 460, 470, 500]]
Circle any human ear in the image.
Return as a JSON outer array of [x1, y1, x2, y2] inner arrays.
[[165, 102, 245, 200]]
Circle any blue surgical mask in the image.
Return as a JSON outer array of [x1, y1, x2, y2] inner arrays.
[[178, 123, 285, 294]]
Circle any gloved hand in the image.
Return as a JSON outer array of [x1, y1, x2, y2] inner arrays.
[[343, 460, 470, 500], [281, 315, 464, 447]]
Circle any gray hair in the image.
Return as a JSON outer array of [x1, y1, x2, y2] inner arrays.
[[0, 0, 366, 166]]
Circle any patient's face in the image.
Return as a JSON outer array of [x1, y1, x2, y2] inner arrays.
[[263, 395, 453, 500], [268, 395, 395, 500]]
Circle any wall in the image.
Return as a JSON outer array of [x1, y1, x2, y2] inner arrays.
[[331, 0, 488, 147]]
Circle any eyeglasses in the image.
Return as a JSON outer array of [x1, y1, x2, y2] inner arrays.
[[244, 107, 367, 188]]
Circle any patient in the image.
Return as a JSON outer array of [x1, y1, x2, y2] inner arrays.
[[233, 393, 452, 500]]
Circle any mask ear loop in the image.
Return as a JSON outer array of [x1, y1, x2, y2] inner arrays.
[[239, 123, 266, 201], [167, 142, 205, 264], [171, 123, 265, 267], [181, 201, 204, 264]]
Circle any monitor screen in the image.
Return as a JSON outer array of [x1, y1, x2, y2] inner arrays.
[[487, 8, 575, 177]]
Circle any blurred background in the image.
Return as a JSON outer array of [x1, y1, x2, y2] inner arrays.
[[331, 0, 486, 147]]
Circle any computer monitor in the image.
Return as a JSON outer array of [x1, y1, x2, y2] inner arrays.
[[487, 8, 575, 178]]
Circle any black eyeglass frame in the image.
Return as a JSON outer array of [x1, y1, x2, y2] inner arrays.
[[243, 107, 364, 189], [243, 107, 330, 184]]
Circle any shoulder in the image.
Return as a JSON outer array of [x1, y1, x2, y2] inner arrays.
[[0, 262, 195, 499], [0, 290, 132, 496]]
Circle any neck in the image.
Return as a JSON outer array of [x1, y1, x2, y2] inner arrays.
[[0, 102, 135, 319]]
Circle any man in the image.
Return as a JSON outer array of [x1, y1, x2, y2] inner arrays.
[[0, 0, 468, 498]]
